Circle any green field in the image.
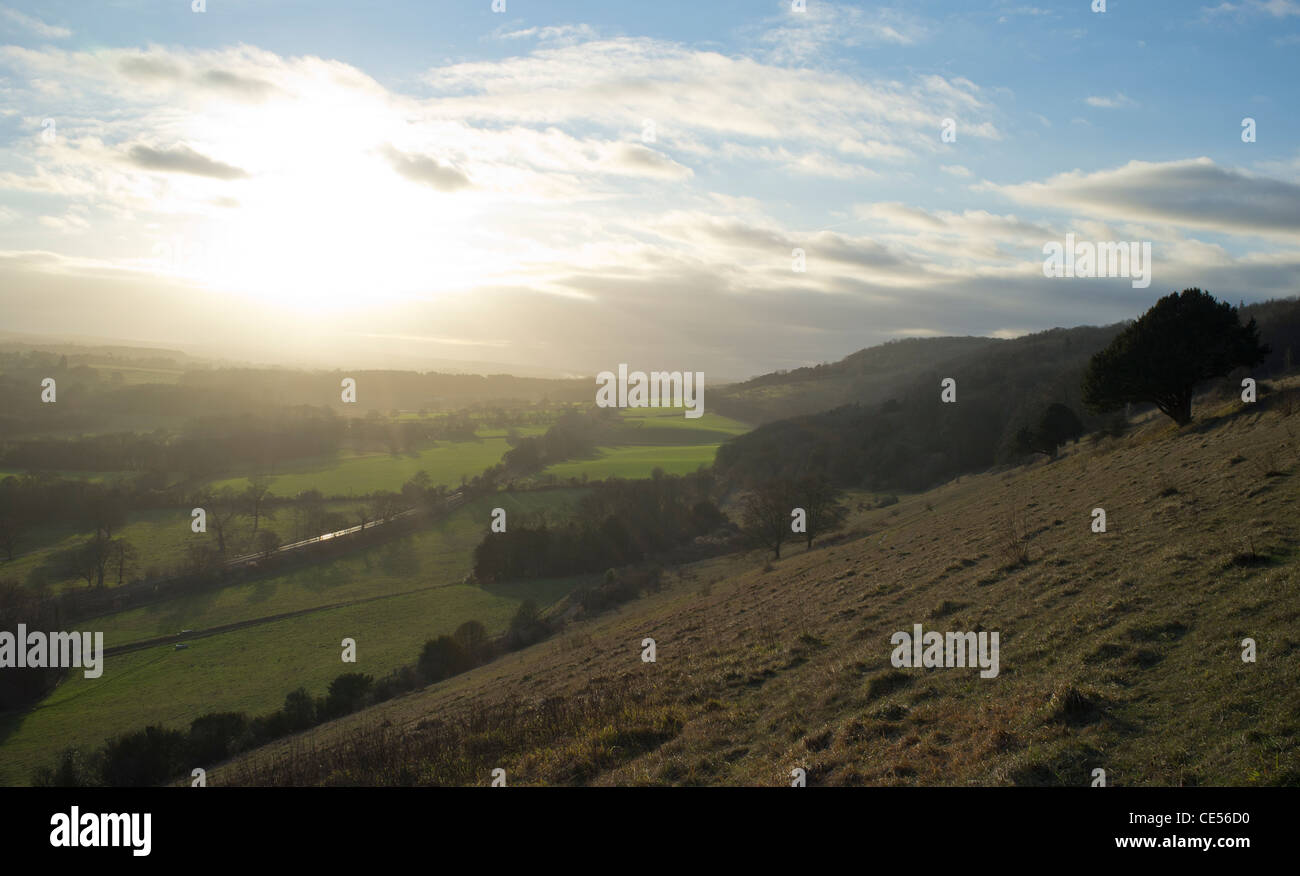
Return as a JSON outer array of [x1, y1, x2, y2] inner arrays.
[[86, 491, 584, 647], [0, 407, 754, 782], [543, 444, 721, 479], [615, 410, 750, 437], [205, 428, 548, 498], [2, 427, 552, 592], [5, 500, 371, 594], [0, 469, 124, 483], [540, 410, 748, 480], [0, 490, 587, 784]]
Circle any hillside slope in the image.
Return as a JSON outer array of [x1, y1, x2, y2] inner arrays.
[[711, 298, 1300, 428], [217, 383, 1300, 786], [713, 336, 1001, 423]]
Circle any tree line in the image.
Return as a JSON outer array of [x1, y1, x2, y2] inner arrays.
[[471, 470, 727, 583]]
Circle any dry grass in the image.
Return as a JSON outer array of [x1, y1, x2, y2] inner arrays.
[[215, 379, 1300, 787]]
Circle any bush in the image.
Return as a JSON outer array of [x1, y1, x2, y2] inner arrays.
[[282, 687, 317, 732], [418, 636, 469, 683], [187, 712, 249, 765], [452, 620, 489, 664], [101, 725, 187, 787], [249, 709, 292, 745], [32, 746, 99, 787], [322, 672, 373, 720], [371, 664, 421, 701], [1015, 403, 1085, 458], [506, 599, 548, 650]]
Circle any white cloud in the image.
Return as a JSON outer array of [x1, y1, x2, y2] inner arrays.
[[1207, 0, 1300, 15], [495, 23, 600, 44], [0, 6, 70, 39], [753, 2, 928, 62], [987, 157, 1300, 238], [1085, 92, 1138, 109], [2, 27, 1297, 375]]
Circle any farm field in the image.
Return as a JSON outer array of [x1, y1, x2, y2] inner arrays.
[[541, 411, 749, 481], [543, 444, 721, 480], [5, 499, 372, 594], [205, 426, 549, 498], [85, 490, 587, 646], [0, 426, 556, 591], [0, 490, 588, 785], [615, 411, 750, 439], [0, 469, 124, 482]]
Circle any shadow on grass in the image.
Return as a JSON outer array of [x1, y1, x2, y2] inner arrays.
[[480, 573, 599, 609]]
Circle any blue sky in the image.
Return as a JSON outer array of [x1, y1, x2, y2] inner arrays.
[[1, 1, 1297, 377]]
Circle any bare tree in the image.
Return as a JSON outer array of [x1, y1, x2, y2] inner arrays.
[[243, 476, 277, 533], [200, 487, 243, 554], [0, 512, 26, 562], [254, 529, 281, 559], [184, 542, 221, 577], [72, 536, 111, 589], [293, 489, 325, 540], [110, 538, 139, 587], [796, 474, 846, 550], [84, 487, 127, 542], [371, 491, 402, 524], [742, 478, 796, 560]]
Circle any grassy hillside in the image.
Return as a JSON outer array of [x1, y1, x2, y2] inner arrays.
[[217, 383, 1300, 786]]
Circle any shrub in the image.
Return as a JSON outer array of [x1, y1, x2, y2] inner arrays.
[[452, 620, 489, 664], [282, 687, 317, 732], [506, 600, 548, 650], [101, 725, 187, 787], [371, 664, 421, 701], [322, 672, 374, 719], [32, 746, 99, 787], [187, 711, 249, 765], [418, 635, 469, 683]]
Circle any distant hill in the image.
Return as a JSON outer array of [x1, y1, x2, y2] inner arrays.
[[715, 324, 1122, 493], [712, 296, 1300, 494], [713, 336, 1000, 424]]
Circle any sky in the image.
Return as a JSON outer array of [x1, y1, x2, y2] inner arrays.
[[0, 0, 1297, 380]]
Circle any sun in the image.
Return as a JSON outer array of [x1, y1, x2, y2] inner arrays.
[[146, 83, 492, 311]]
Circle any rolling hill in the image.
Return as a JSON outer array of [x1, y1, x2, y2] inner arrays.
[[212, 379, 1300, 786]]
